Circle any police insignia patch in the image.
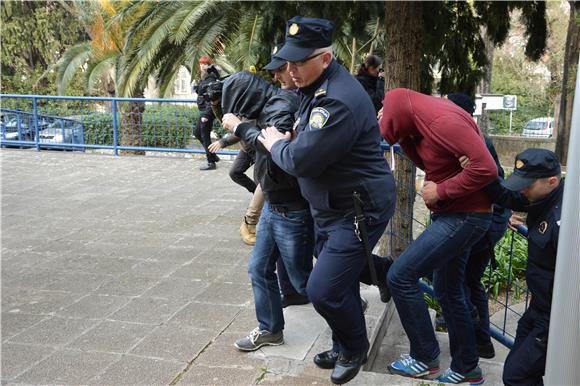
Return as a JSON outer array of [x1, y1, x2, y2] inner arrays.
[[539, 221, 548, 234], [309, 107, 330, 130], [515, 160, 524, 169]]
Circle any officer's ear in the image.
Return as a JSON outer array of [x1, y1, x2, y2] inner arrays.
[[321, 51, 333, 68], [547, 175, 560, 187]]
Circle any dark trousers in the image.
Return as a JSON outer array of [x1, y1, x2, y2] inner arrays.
[[230, 149, 256, 193], [464, 221, 507, 347], [503, 307, 549, 386], [307, 217, 389, 355], [194, 113, 218, 163], [388, 212, 491, 373]]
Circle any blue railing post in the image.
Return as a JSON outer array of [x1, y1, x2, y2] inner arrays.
[[32, 96, 40, 151], [112, 99, 118, 156]]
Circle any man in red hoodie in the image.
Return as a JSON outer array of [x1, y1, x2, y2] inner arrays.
[[379, 88, 497, 384]]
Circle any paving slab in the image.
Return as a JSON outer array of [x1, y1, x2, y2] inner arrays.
[[89, 355, 185, 385], [1, 343, 54, 382], [7, 316, 99, 347], [67, 320, 157, 353], [109, 296, 190, 325], [57, 293, 132, 319]]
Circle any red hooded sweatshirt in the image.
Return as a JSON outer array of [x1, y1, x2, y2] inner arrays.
[[379, 88, 497, 213]]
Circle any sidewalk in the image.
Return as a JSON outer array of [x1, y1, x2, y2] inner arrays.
[[1, 150, 399, 385]]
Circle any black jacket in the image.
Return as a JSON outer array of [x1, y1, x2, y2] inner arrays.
[[222, 72, 305, 205], [355, 72, 384, 113], [486, 181, 564, 313], [195, 73, 219, 114]]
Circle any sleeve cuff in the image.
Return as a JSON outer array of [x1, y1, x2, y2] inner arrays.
[[234, 121, 254, 138]]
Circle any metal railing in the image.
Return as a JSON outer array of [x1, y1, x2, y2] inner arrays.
[[2, 94, 527, 349], [0, 94, 237, 156]]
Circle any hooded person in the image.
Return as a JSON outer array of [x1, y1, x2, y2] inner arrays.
[[379, 88, 497, 384], [220, 71, 315, 354]]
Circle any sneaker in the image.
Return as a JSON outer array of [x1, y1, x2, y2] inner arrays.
[[199, 162, 216, 171], [234, 327, 283, 351], [388, 354, 439, 378], [435, 366, 484, 385]]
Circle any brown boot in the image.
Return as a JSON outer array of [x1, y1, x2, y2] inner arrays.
[[240, 219, 256, 245]]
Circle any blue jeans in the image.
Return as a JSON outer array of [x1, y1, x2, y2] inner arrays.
[[464, 220, 508, 347], [248, 202, 314, 333], [387, 212, 491, 373]]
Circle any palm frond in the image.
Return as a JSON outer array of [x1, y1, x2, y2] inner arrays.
[[55, 43, 92, 95], [87, 54, 118, 94]]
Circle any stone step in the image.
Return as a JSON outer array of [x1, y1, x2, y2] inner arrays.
[[367, 304, 510, 386]]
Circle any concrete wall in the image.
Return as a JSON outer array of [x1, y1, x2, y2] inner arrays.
[[489, 135, 556, 167]]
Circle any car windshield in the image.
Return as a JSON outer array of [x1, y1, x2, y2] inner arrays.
[[525, 121, 549, 130]]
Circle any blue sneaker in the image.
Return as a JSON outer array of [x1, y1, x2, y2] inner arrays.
[[435, 366, 484, 385], [387, 354, 439, 378]]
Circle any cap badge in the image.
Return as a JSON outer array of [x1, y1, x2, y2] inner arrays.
[[539, 221, 548, 234], [309, 107, 330, 130], [272, 46, 278, 55], [515, 160, 524, 169], [289, 23, 299, 36]]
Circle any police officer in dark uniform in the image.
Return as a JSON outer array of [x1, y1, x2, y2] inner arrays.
[[259, 16, 396, 385], [483, 148, 563, 386]]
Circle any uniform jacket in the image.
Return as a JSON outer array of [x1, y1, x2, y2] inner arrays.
[[380, 88, 498, 213], [222, 72, 304, 205], [270, 59, 395, 226], [486, 181, 564, 313]]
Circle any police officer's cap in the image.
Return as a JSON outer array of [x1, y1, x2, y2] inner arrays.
[[263, 44, 286, 71], [503, 148, 561, 191], [275, 16, 334, 62]]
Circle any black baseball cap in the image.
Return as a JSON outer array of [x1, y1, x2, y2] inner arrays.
[[275, 16, 334, 62], [263, 44, 286, 71], [503, 148, 561, 191], [447, 93, 475, 115]]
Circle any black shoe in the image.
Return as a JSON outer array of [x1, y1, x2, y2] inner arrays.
[[211, 154, 221, 163], [330, 352, 367, 384], [199, 162, 216, 171], [376, 256, 393, 303], [281, 293, 310, 308], [477, 342, 495, 359], [313, 349, 339, 369]]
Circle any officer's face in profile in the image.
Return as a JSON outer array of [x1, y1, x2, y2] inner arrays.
[[520, 176, 560, 202], [272, 64, 296, 90], [287, 51, 332, 88]]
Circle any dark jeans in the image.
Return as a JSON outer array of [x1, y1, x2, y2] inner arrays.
[[387, 212, 491, 373], [503, 307, 549, 386], [248, 203, 314, 333], [229, 149, 256, 193], [194, 113, 218, 163], [464, 220, 508, 347], [308, 217, 389, 355]]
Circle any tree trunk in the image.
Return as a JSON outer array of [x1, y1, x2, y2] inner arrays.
[[556, 1, 580, 166], [477, 27, 495, 134], [120, 89, 145, 155], [377, 2, 423, 258]]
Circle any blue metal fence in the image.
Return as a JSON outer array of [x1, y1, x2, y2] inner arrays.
[[1, 94, 527, 348], [0, 94, 238, 156]]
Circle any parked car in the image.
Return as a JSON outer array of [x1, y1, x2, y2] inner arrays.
[[39, 115, 85, 150], [522, 117, 554, 138], [1, 110, 52, 144]]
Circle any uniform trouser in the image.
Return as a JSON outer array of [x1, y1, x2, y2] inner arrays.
[[307, 217, 389, 356], [230, 149, 257, 193], [503, 307, 549, 386], [387, 212, 491, 374], [248, 203, 314, 333], [244, 184, 264, 225], [194, 113, 218, 163], [464, 220, 507, 347]]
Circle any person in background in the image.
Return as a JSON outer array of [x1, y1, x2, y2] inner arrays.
[[355, 54, 384, 113], [194, 55, 220, 170]]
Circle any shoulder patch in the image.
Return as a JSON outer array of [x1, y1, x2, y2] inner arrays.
[[309, 107, 330, 130], [315, 88, 326, 97]]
